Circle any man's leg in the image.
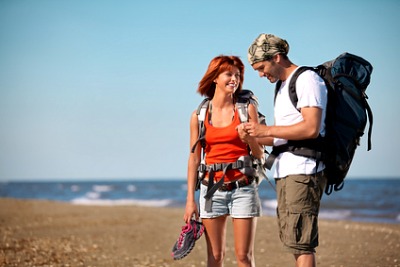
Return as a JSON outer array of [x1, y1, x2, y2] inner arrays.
[[281, 172, 327, 266], [294, 253, 316, 267]]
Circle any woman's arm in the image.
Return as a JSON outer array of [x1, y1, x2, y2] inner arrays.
[[183, 111, 201, 223]]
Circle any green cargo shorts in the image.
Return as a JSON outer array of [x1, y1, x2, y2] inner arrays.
[[275, 171, 327, 255]]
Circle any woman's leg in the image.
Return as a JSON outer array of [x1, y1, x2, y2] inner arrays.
[[232, 217, 257, 267], [203, 215, 228, 267]]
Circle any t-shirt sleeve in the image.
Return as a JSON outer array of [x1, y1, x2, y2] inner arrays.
[[295, 70, 327, 109]]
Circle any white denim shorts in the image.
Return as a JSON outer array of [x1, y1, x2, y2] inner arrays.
[[199, 181, 262, 218]]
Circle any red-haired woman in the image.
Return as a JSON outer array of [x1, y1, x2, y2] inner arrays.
[[184, 55, 264, 267]]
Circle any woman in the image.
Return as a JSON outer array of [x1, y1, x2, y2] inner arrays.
[[184, 55, 264, 267]]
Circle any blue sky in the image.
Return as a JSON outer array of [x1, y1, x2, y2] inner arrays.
[[0, 0, 399, 181]]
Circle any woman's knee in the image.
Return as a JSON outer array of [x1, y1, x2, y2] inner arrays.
[[235, 249, 253, 264], [208, 251, 225, 264]]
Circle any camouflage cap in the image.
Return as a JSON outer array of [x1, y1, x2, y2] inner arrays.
[[247, 33, 290, 65]]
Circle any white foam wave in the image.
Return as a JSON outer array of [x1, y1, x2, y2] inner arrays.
[[180, 184, 188, 191], [127, 185, 136, 192], [396, 214, 400, 222], [319, 209, 352, 220], [70, 197, 173, 207], [85, 191, 101, 199], [262, 200, 353, 221], [70, 185, 80, 192], [92, 185, 113, 192], [261, 199, 277, 217], [263, 199, 277, 209]]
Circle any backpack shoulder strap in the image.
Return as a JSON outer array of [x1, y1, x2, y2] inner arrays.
[[236, 89, 259, 123], [274, 66, 316, 110], [191, 98, 210, 153], [274, 81, 281, 103], [196, 98, 209, 124]]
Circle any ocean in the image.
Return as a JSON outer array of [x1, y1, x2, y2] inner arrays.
[[1, 178, 399, 224]]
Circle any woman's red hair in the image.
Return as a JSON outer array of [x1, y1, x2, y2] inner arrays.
[[197, 55, 245, 98]]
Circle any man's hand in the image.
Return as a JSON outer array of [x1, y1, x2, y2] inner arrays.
[[243, 122, 269, 137]]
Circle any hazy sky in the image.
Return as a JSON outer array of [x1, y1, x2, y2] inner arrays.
[[1, 0, 399, 181]]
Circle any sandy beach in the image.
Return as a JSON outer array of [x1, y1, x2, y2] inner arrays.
[[0, 198, 399, 267]]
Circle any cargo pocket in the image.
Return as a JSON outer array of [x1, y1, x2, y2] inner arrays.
[[286, 175, 312, 212], [285, 212, 301, 248], [276, 208, 286, 243], [286, 211, 318, 251]]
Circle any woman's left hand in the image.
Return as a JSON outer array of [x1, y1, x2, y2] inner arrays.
[[236, 123, 250, 143]]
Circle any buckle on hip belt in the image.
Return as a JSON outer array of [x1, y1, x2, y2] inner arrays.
[[201, 176, 254, 192]]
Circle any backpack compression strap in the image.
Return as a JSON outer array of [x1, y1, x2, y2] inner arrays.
[[365, 99, 373, 151]]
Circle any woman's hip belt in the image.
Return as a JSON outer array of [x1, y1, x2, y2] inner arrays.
[[202, 176, 254, 192]]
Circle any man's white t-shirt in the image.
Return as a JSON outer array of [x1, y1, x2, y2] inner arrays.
[[273, 67, 328, 178]]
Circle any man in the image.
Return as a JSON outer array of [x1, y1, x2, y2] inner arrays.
[[243, 33, 328, 267]]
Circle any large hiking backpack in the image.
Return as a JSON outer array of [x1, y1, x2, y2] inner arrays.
[[270, 52, 373, 195], [191, 89, 269, 192]]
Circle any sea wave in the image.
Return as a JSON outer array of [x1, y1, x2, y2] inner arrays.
[[319, 209, 352, 220], [85, 191, 101, 199], [261, 199, 277, 217], [92, 185, 113, 192], [262, 199, 354, 221], [127, 185, 136, 192], [1, 179, 399, 224], [263, 199, 277, 209]]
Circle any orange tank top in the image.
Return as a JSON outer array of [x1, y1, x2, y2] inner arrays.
[[205, 109, 249, 182]]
